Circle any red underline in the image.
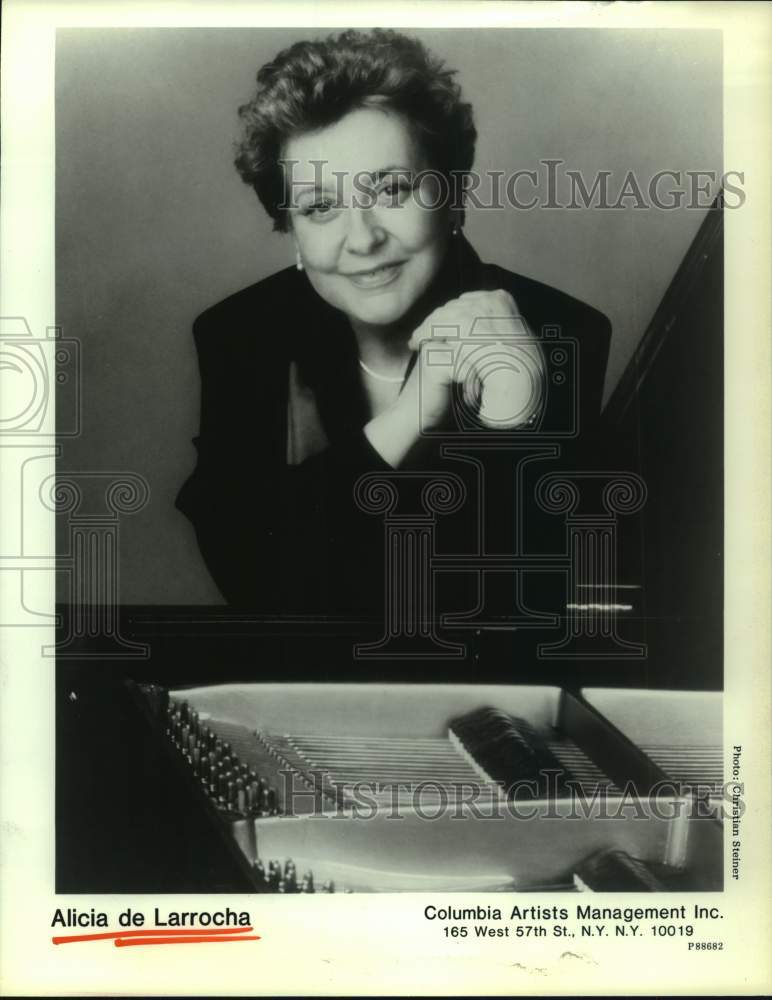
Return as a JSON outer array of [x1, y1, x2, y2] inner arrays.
[[115, 935, 261, 947], [52, 926, 258, 945]]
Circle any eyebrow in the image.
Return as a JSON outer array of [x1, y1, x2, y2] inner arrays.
[[368, 165, 414, 179]]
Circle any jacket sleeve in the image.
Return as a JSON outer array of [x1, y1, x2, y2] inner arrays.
[[175, 314, 391, 611]]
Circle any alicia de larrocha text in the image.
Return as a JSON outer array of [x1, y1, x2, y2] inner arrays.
[[52, 907, 251, 928]]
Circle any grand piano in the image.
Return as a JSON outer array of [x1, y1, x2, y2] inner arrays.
[[56, 201, 724, 894]]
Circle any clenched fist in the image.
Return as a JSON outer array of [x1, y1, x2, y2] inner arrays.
[[402, 289, 545, 430], [364, 289, 546, 468]]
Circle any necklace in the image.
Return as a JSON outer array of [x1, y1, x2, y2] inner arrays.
[[358, 358, 408, 384]]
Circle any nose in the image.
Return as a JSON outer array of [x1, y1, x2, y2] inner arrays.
[[343, 206, 386, 256]]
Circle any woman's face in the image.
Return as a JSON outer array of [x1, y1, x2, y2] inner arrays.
[[284, 107, 451, 331]]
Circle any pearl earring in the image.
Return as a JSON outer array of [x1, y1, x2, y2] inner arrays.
[[451, 223, 460, 237], [296, 250, 304, 272]]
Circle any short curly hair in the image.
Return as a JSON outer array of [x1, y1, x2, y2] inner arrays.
[[234, 29, 477, 232]]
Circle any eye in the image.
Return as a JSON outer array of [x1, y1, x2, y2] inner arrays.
[[375, 177, 414, 206], [300, 199, 341, 222]]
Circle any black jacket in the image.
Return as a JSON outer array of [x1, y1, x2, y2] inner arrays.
[[176, 237, 611, 616]]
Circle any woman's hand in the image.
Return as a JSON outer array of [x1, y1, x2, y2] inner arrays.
[[364, 290, 546, 467], [404, 289, 545, 430]]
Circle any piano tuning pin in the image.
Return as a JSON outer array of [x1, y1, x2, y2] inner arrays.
[[223, 741, 232, 756], [214, 739, 223, 758], [322, 880, 335, 894], [277, 880, 286, 893], [267, 861, 281, 890], [343, 888, 353, 894], [282, 861, 296, 888], [302, 870, 314, 892]]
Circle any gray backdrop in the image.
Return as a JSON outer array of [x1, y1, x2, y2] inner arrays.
[[56, 28, 722, 604]]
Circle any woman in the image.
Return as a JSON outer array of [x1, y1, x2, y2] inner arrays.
[[176, 29, 610, 619]]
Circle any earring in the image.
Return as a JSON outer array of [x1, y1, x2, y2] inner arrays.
[[296, 250, 304, 272], [451, 223, 461, 237]]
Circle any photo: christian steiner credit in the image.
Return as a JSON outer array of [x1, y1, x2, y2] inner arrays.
[[53, 26, 727, 900]]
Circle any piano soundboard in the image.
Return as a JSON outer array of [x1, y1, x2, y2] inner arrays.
[[134, 683, 723, 894]]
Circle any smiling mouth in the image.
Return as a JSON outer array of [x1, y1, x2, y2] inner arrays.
[[344, 261, 405, 289]]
